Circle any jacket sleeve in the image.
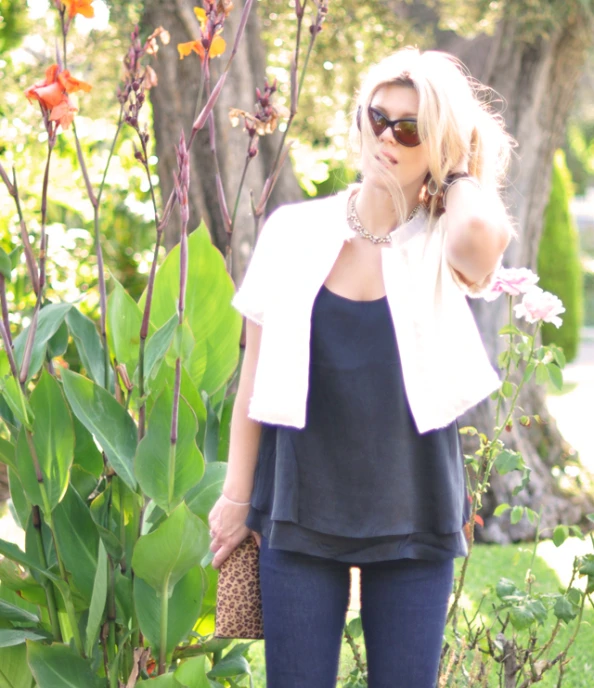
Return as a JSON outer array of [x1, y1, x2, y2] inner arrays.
[[231, 207, 284, 325]]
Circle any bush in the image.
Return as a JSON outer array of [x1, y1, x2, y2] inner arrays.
[[537, 149, 584, 362]]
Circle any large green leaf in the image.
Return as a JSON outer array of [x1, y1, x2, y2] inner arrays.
[[0, 643, 35, 688], [16, 371, 74, 513], [0, 540, 65, 592], [0, 351, 34, 429], [135, 387, 204, 514], [53, 486, 100, 604], [138, 314, 177, 394], [134, 565, 203, 657], [0, 247, 12, 279], [7, 468, 28, 531], [185, 462, 227, 523], [13, 303, 72, 381], [27, 641, 105, 688], [62, 369, 137, 491], [65, 307, 109, 387], [0, 438, 16, 472], [138, 224, 241, 395], [107, 275, 151, 375], [175, 655, 211, 688], [47, 321, 69, 359], [85, 540, 107, 657], [143, 675, 183, 687], [131, 503, 209, 597], [0, 601, 38, 625], [71, 415, 103, 500], [0, 630, 47, 648]]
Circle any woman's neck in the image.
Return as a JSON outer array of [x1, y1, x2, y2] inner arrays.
[[354, 180, 421, 237]]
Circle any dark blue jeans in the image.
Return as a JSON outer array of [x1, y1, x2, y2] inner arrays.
[[259, 536, 454, 688]]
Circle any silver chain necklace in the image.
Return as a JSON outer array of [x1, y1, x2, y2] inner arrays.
[[347, 194, 422, 245]]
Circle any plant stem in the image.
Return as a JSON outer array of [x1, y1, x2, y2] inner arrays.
[[159, 580, 169, 674], [107, 555, 118, 686], [31, 506, 62, 641], [97, 107, 125, 207]]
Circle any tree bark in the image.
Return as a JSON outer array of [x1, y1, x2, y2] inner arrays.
[[401, 3, 594, 541], [141, 0, 302, 283]]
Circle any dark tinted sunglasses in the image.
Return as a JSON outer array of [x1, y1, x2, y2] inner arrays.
[[367, 106, 421, 147]]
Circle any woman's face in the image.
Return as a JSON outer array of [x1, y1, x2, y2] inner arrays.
[[360, 83, 430, 193]]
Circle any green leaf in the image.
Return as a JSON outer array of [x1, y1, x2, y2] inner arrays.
[[138, 224, 241, 395], [47, 321, 69, 359], [554, 595, 578, 623], [535, 363, 549, 385], [547, 363, 563, 390], [107, 275, 148, 374], [346, 615, 363, 638], [525, 599, 547, 624], [500, 381, 514, 398], [551, 347, 566, 368], [53, 486, 100, 603], [13, 303, 72, 382], [71, 415, 103, 500], [8, 468, 29, 530], [0, 351, 34, 428], [0, 247, 12, 280], [85, 540, 108, 658], [0, 629, 47, 648], [62, 369, 137, 491], [0, 539, 65, 591], [493, 503, 511, 517], [553, 525, 568, 547], [0, 437, 16, 471], [27, 641, 105, 688], [131, 503, 209, 597], [16, 371, 74, 513], [525, 508, 538, 525], [135, 387, 204, 514], [207, 654, 250, 679], [65, 307, 109, 387], [494, 450, 524, 475], [140, 314, 177, 390], [510, 506, 524, 524], [143, 675, 183, 687], [0, 643, 35, 688], [134, 565, 203, 657], [216, 394, 234, 462], [186, 462, 227, 523], [522, 361, 536, 384], [495, 578, 519, 600], [498, 324, 523, 337], [0, 600, 39, 625], [509, 605, 535, 630], [175, 655, 211, 688], [165, 322, 195, 368]]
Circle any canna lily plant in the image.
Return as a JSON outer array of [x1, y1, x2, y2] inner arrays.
[[0, 1, 330, 686]]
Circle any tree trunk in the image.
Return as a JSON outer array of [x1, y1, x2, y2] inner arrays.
[[141, 0, 302, 283], [408, 4, 594, 541]]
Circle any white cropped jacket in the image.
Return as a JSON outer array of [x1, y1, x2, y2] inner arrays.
[[232, 187, 501, 434]]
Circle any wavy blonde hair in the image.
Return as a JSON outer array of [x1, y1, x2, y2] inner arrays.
[[349, 47, 516, 227]]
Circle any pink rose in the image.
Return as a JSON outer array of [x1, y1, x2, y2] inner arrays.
[[483, 267, 540, 302], [513, 287, 565, 328]]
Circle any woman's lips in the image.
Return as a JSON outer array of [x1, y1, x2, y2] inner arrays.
[[375, 154, 397, 167]]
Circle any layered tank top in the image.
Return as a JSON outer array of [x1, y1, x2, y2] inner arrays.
[[245, 284, 469, 562]]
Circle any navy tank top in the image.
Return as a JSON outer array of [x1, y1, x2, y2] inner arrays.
[[245, 284, 469, 562]]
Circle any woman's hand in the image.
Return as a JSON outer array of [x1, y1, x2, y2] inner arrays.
[[208, 494, 262, 570]]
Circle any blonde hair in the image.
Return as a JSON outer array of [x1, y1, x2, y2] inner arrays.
[[349, 47, 516, 227]]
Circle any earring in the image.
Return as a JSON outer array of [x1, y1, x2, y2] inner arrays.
[[427, 177, 439, 196]]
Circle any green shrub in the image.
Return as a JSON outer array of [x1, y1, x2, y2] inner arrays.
[[537, 149, 584, 362]]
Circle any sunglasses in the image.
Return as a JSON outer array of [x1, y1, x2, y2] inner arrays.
[[367, 106, 422, 147]]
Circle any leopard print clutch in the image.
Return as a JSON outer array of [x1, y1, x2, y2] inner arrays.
[[214, 535, 264, 639]]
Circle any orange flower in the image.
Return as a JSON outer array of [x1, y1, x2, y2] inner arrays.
[[178, 35, 225, 61], [177, 4, 227, 61], [61, 0, 95, 18], [25, 64, 92, 130]]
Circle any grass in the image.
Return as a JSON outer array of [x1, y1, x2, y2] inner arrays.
[[229, 538, 594, 687]]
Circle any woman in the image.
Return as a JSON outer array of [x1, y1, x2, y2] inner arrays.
[[208, 47, 514, 688]]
